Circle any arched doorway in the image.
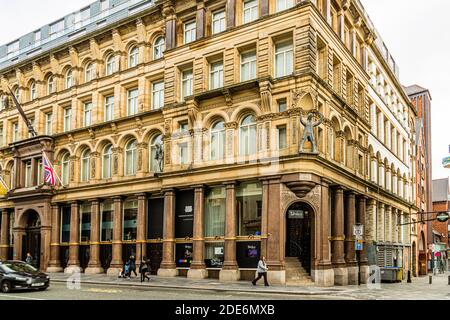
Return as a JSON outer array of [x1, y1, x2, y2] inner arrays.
[[285, 202, 313, 274], [22, 210, 41, 269]]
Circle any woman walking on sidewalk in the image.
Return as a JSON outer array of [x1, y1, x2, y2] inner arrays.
[[252, 256, 269, 287], [140, 257, 151, 282]]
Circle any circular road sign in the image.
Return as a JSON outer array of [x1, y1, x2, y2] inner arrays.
[[436, 212, 450, 223]]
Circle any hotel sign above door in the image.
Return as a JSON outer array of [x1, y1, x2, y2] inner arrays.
[[288, 210, 304, 219]]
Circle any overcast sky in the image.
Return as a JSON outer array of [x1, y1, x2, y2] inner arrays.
[[0, 0, 448, 179]]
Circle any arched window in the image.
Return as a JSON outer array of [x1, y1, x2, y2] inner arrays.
[[30, 81, 37, 101], [153, 37, 165, 59], [48, 76, 55, 94], [239, 114, 257, 156], [106, 54, 115, 75], [149, 134, 163, 172], [65, 69, 73, 89], [61, 153, 70, 185], [125, 139, 137, 176], [80, 149, 91, 182], [128, 46, 139, 68], [85, 62, 94, 82], [102, 144, 113, 179], [13, 87, 20, 102], [210, 120, 225, 160]]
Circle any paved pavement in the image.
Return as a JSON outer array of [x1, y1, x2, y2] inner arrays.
[[41, 271, 450, 300]]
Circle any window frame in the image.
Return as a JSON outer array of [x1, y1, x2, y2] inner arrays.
[[184, 20, 197, 44]]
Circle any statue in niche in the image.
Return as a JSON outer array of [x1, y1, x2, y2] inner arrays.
[[154, 140, 164, 173], [299, 111, 324, 153]]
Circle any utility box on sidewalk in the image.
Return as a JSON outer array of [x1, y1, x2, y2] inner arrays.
[[380, 267, 402, 283]]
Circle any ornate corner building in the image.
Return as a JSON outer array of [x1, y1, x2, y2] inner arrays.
[[0, 0, 422, 286]]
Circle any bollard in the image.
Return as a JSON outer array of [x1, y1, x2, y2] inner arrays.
[[448, 275, 450, 285], [407, 270, 412, 283], [429, 275, 432, 284]]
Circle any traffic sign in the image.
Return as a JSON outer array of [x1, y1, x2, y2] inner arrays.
[[436, 212, 449, 223], [355, 239, 363, 251], [353, 224, 364, 237]]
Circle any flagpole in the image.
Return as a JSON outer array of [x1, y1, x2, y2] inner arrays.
[[42, 151, 65, 188]]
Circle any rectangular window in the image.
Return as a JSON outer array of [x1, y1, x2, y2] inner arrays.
[[179, 143, 188, 164], [64, 107, 72, 132], [212, 10, 226, 34], [12, 123, 19, 142], [80, 203, 91, 242], [50, 20, 64, 39], [209, 61, 224, 89], [61, 206, 71, 243], [276, 0, 294, 12], [45, 112, 53, 135], [127, 89, 138, 116], [236, 182, 262, 236], [243, 0, 258, 24], [34, 31, 41, 44], [277, 125, 287, 149], [104, 96, 114, 122], [123, 199, 138, 241], [152, 81, 164, 110], [7, 41, 19, 56], [278, 99, 287, 112], [24, 160, 32, 187], [83, 102, 92, 127], [101, 200, 114, 242], [28, 118, 35, 138], [179, 121, 189, 132], [184, 21, 196, 44], [204, 187, 226, 237], [181, 69, 193, 99], [240, 51, 257, 81], [275, 40, 293, 78]]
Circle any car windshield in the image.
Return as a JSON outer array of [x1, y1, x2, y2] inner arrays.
[[1, 262, 38, 273]]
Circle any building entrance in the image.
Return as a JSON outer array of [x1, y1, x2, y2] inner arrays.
[[22, 211, 41, 269], [285, 202, 312, 274]]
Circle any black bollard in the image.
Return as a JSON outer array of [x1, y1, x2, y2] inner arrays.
[[407, 270, 412, 283], [429, 275, 432, 284], [448, 275, 450, 285]]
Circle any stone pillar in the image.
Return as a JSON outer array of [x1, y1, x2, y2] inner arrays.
[[315, 179, 334, 286], [107, 197, 123, 275], [188, 186, 207, 279], [260, 0, 269, 16], [332, 186, 347, 285], [158, 189, 178, 277], [136, 193, 147, 269], [338, 10, 345, 42], [85, 199, 103, 274], [40, 224, 51, 272], [260, 180, 269, 260], [226, 0, 236, 29], [65, 201, 81, 273], [366, 199, 376, 242], [220, 182, 240, 281], [13, 228, 26, 261], [266, 178, 284, 285], [196, 2, 206, 39], [0, 209, 10, 261], [385, 205, 392, 243], [165, 18, 176, 50], [358, 196, 369, 283], [47, 204, 63, 272], [344, 191, 358, 284], [377, 203, 385, 243]]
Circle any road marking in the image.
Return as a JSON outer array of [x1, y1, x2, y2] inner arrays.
[[83, 288, 122, 294], [0, 294, 44, 301]]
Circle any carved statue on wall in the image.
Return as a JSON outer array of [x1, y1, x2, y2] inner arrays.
[[299, 111, 324, 153], [155, 140, 164, 173]]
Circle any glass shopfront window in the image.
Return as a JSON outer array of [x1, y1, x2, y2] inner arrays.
[[123, 199, 137, 240], [176, 243, 193, 268], [204, 187, 226, 237], [236, 182, 262, 236], [61, 206, 71, 243], [147, 198, 164, 239], [205, 243, 224, 268], [80, 203, 91, 242], [175, 190, 194, 239], [101, 200, 114, 242]]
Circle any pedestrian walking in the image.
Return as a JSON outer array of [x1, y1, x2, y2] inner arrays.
[[25, 252, 33, 265], [252, 256, 269, 287], [129, 255, 137, 277], [140, 257, 151, 282]]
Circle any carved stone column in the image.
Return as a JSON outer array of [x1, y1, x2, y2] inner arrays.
[[344, 191, 358, 285], [226, 0, 236, 29], [85, 199, 103, 274], [188, 186, 207, 279], [260, 0, 269, 16], [158, 189, 178, 277], [219, 182, 240, 281], [0, 209, 10, 261], [65, 201, 81, 273], [107, 197, 123, 275], [385, 205, 392, 243], [357, 195, 369, 283], [196, 1, 206, 39], [136, 193, 147, 268], [47, 204, 63, 272], [332, 186, 348, 285]]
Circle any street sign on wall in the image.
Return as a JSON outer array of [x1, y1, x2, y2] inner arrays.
[[353, 224, 364, 237]]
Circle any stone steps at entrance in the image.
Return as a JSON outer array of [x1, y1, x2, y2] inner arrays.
[[285, 257, 313, 286]]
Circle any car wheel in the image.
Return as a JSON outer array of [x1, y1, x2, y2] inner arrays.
[[38, 287, 47, 291], [1, 281, 12, 294]]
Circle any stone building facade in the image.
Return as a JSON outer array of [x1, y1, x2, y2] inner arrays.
[[0, 0, 419, 286]]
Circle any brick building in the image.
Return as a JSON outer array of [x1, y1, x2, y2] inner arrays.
[[0, 0, 420, 286]]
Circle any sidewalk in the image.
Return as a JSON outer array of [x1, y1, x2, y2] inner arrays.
[[48, 272, 450, 299]]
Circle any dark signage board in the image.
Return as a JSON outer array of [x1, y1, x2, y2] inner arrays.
[[175, 190, 194, 238], [148, 198, 164, 239], [288, 210, 304, 219], [176, 243, 193, 268], [236, 241, 260, 268]]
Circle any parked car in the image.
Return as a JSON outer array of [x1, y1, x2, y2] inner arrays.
[[0, 260, 50, 293]]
